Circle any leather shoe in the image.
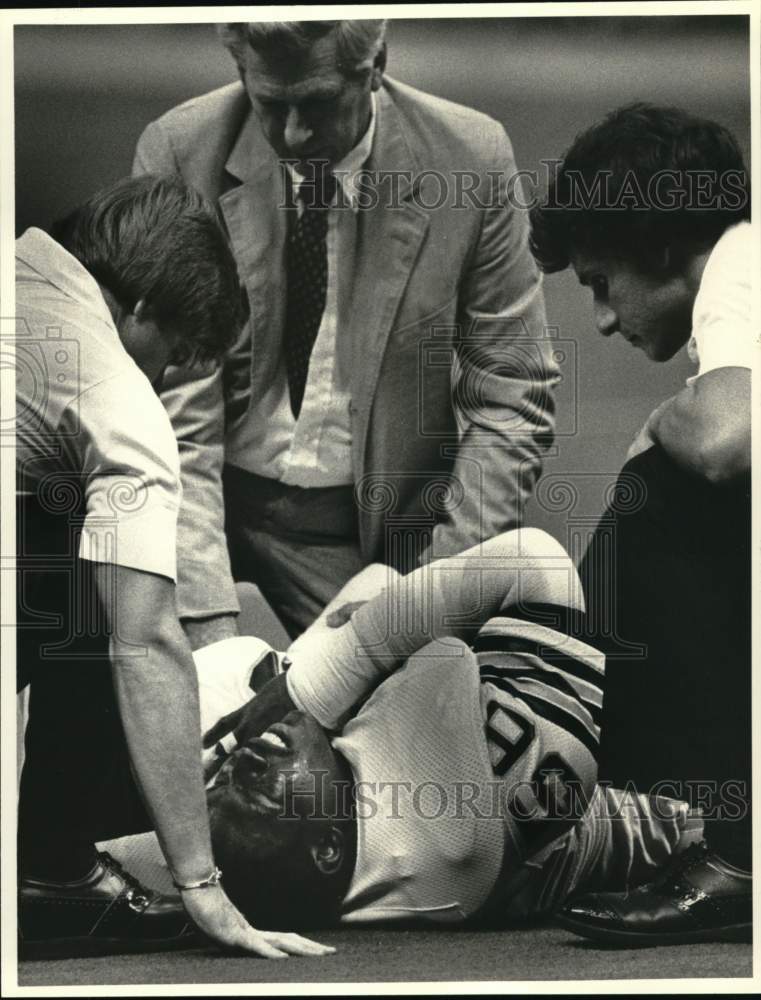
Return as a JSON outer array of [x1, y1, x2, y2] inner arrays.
[[558, 841, 752, 947], [19, 852, 198, 959]]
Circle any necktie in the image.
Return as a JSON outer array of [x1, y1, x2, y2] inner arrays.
[[284, 169, 337, 419]]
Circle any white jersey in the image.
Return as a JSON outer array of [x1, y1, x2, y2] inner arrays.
[[99, 621, 699, 918]]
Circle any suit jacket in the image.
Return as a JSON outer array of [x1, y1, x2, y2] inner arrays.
[[133, 77, 558, 619]]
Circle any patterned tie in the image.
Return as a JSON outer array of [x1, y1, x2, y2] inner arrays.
[[284, 168, 338, 419]]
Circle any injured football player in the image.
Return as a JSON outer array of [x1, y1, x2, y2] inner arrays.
[[104, 528, 702, 929]]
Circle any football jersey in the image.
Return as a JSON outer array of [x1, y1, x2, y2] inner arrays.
[[99, 616, 698, 914], [335, 610, 606, 923]]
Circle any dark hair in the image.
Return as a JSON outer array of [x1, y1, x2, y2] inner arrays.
[[218, 19, 386, 79], [530, 103, 750, 274], [51, 175, 246, 366]]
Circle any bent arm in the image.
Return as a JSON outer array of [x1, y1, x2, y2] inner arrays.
[[428, 126, 558, 560], [287, 528, 582, 729], [649, 367, 750, 484], [100, 563, 224, 883], [99, 563, 332, 957]]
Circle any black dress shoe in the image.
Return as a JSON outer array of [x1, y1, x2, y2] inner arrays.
[[19, 852, 198, 959], [558, 841, 752, 947]]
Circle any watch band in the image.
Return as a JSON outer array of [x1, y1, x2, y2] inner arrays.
[[173, 866, 223, 891]]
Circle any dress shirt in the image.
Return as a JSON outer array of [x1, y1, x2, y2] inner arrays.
[[226, 95, 377, 486]]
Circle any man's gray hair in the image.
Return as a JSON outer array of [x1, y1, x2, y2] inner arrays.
[[218, 20, 387, 77]]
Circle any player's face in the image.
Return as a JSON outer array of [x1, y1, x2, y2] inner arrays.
[[571, 251, 694, 362], [239, 34, 383, 172], [206, 709, 349, 841], [207, 710, 353, 927]]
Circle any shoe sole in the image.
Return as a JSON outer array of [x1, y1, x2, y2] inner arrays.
[[557, 913, 752, 947], [19, 933, 200, 961]]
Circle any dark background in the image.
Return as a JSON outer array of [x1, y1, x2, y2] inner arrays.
[[14, 16, 751, 543]]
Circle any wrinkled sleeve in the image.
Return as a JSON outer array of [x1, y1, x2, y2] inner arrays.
[[689, 225, 755, 383], [429, 124, 559, 560], [73, 372, 181, 581]]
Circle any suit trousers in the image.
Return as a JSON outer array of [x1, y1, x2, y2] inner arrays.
[[578, 446, 751, 869], [223, 465, 364, 639], [16, 490, 150, 880]]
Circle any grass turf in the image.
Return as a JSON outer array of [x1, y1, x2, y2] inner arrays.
[[18, 925, 752, 987]]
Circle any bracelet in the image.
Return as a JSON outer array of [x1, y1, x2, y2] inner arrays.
[[173, 866, 223, 891]]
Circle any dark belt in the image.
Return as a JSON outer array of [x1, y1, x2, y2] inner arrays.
[[223, 464, 359, 544]]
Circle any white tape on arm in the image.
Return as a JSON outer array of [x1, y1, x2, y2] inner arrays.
[[287, 530, 581, 729], [286, 620, 379, 730]]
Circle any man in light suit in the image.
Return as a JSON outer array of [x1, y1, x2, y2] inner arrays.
[[133, 19, 558, 644]]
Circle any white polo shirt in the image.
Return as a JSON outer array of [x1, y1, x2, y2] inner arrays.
[[15, 228, 181, 581], [686, 221, 755, 384]]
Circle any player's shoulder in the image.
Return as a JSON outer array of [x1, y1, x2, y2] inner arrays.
[[382, 77, 512, 168]]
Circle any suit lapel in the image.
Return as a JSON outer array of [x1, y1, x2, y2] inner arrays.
[[348, 88, 430, 477], [216, 88, 430, 458], [219, 112, 290, 396]]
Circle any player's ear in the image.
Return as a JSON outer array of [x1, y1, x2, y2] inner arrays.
[[310, 826, 346, 875]]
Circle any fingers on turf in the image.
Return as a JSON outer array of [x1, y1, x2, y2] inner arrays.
[[266, 932, 336, 956], [248, 934, 288, 959]]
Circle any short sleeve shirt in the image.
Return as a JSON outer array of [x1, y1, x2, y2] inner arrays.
[[15, 228, 181, 581], [686, 221, 755, 385]]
